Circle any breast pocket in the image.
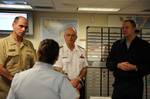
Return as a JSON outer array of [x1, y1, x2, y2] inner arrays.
[[6, 50, 19, 66], [62, 58, 70, 66]]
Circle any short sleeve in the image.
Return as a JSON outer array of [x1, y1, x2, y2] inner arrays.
[[0, 39, 6, 65], [82, 49, 88, 67], [84, 58, 88, 67]]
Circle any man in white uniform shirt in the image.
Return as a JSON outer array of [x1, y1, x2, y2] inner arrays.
[[54, 26, 88, 99], [7, 39, 78, 99]]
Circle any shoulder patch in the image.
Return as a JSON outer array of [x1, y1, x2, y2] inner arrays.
[[77, 45, 84, 49]]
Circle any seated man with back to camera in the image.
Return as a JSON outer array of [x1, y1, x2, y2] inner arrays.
[[7, 39, 79, 99]]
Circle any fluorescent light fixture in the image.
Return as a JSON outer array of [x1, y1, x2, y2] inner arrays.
[[0, 4, 32, 10], [78, 7, 120, 12]]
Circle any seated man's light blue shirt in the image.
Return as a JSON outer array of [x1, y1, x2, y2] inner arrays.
[[7, 62, 78, 99]]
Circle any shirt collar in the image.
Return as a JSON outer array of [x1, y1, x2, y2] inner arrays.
[[124, 36, 138, 44], [8, 34, 17, 44], [63, 43, 79, 52], [9, 33, 28, 48], [33, 61, 52, 70]]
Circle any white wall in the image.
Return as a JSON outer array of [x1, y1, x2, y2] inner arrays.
[[29, 12, 111, 49]]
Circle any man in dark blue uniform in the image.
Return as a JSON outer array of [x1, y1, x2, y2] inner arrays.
[[106, 19, 150, 99]]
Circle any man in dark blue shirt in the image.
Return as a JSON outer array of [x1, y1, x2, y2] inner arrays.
[[106, 19, 150, 99]]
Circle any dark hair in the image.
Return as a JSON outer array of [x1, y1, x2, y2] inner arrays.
[[13, 16, 20, 23], [124, 19, 136, 28], [37, 39, 59, 65], [13, 16, 27, 23]]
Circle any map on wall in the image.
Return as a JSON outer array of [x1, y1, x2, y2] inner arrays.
[[40, 17, 77, 45]]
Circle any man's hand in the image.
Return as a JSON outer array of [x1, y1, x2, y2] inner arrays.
[[0, 65, 13, 80], [117, 62, 137, 71], [70, 78, 80, 88]]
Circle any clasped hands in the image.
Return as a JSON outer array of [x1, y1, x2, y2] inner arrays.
[[70, 78, 81, 90], [117, 62, 137, 71]]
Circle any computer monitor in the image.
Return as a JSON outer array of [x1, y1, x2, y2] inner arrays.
[[0, 11, 33, 35]]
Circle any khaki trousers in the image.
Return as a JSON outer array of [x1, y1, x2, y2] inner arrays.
[[0, 76, 10, 99]]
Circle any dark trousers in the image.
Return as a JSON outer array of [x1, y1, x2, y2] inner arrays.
[[79, 86, 85, 99], [79, 80, 85, 99], [112, 79, 143, 99]]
